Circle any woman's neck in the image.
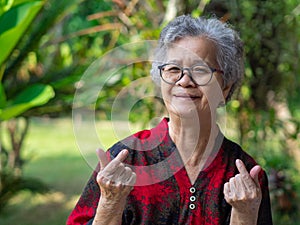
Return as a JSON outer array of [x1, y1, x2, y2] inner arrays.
[[168, 113, 219, 167]]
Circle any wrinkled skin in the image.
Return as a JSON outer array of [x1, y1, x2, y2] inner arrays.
[[92, 149, 136, 225], [224, 159, 262, 225]]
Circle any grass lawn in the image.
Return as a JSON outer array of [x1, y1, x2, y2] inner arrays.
[[0, 117, 140, 225]]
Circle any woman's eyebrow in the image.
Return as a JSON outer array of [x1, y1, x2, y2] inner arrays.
[[166, 59, 208, 66], [191, 59, 207, 65], [167, 59, 181, 64]]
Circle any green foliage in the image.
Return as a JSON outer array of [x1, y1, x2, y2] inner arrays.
[[229, 0, 299, 110], [0, 84, 54, 121], [0, 0, 44, 66], [0, 0, 53, 214]]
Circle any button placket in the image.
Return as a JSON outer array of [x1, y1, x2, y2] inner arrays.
[[189, 187, 197, 210]]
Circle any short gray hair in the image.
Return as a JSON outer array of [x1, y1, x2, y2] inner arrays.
[[150, 15, 244, 102]]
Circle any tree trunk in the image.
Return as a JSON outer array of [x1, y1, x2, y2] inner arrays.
[[7, 118, 30, 175]]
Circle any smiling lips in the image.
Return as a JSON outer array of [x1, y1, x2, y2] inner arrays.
[[174, 93, 201, 99]]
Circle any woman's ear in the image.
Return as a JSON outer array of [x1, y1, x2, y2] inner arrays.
[[220, 83, 233, 105], [222, 84, 232, 99]]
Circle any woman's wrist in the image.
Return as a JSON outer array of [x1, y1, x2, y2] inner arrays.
[[98, 196, 127, 211], [230, 207, 259, 225], [92, 198, 126, 225]]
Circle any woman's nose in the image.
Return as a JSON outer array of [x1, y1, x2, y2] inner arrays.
[[175, 70, 197, 88]]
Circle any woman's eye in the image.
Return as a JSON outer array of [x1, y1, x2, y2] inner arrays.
[[193, 66, 209, 74], [167, 66, 181, 72]]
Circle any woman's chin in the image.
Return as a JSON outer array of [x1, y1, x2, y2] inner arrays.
[[168, 106, 200, 119]]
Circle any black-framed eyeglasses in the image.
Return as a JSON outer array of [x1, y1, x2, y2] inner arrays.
[[158, 63, 223, 86]]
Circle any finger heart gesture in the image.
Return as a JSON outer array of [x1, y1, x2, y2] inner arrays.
[[224, 159, 262, 215], [96, 149, 136, 201]]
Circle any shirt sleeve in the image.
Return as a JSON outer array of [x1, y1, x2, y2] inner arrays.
[[257, 170, 273, 225], [66, 165, 100, 225]]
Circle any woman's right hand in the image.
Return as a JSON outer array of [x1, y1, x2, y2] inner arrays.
[[92, 149, 136, 225], [96, 149, 136, 205]]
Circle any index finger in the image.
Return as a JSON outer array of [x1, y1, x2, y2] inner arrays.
[[101, 149, 129, 173], [235, 159, 250, 177], [236, 159, 261, 190], [96, 148, 109, 170]]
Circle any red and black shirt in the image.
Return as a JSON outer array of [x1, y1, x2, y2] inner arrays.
[[67, 118, 273, 225]]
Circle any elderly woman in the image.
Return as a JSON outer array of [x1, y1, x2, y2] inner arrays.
[[67, 15, 273, 225]]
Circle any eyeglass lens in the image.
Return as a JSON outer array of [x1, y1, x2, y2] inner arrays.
[[159, 63, 213, 86]]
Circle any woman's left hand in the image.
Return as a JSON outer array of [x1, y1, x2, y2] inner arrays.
[[224, 159, 262, 225]]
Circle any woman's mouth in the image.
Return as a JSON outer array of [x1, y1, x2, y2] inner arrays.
[[174, 94, 201, 99]]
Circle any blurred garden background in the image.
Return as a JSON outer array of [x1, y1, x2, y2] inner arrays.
[[0, 0, 299, 224]]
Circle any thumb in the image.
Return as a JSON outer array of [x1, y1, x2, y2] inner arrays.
[[250, 165, 261, 186], [96, 148, 109, 170]]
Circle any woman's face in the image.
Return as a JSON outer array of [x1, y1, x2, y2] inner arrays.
[[161, 36, 231, 119]]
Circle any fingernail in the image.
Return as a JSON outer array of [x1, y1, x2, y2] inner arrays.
[[236, 159, 241, 166]]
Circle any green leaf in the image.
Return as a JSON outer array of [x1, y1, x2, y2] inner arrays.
[[0, 0, 14, 15], [0, 82, 6, 108], [0, 0, 44, 66], [0, 84, 55, 120], [0, 3, 26, 34], [0, 1, 41, 35], [12, 0, 32, 6]]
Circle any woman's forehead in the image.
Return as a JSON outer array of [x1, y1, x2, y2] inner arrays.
[[166, 37, 218, 66], [166, 58, 209, 66]]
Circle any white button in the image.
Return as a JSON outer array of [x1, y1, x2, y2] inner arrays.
[[189, 187, 196, 193], [190, 196, 196, 202], [189, 203, 196, 210]]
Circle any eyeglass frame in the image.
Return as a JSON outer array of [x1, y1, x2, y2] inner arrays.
[[157, 63, 224, 86]]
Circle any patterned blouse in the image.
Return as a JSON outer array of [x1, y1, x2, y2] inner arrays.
[[67, 118, 273, 225]]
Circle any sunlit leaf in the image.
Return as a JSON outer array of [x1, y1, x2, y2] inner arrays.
[[0, 84, 55, 120], [0, 0, 44, 66], [0, 1, 40, 35], [12, 0, 34, 6], [0, 0, 14, 15]]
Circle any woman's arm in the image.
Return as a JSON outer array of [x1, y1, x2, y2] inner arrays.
[[92, 191, 129, 225], [224, 159, 262, 225], [92, 149, 136, 225]]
